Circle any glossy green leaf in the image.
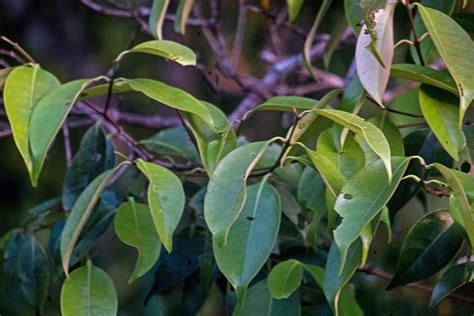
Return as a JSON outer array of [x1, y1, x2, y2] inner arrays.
[[29, 77, 104, 186], [432, 163, 474, 247], [17, 236, 50, 308], [287, 0, 304, 22], [312, 109, 392, 180], [233, 279, 300, 316], [429, 263, 474, 308], [355, 2, 395, 106], [204, 141, 268, 246], [323, 240, 362, 314], [334, 157, 411, 269], [368, 115, 404, 156], [387, 210, 463, 289], [174, 0, 194, 35], [117, 40, 196, 66], [63, 124, 115, 211], [268, 259, 304, 299], [417, 4, 474, 126], [136, 159, 185, 253], [60, 166, 122, 275], [255, 96, 317, 112], [390, 64, 457, 95], [213, 180, 281, 299], [419, 85, 465, 160], [60, 260, 117, 316], [148, 0, 170, 40], [3, 65, 60, 177], [114, 198, 162, 284]]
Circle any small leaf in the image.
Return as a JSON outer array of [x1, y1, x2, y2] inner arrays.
[[233, 279, 300, 316], [60, 166, 123, 275], [268, 259, 304, 299], [355, 2, 395, 106], [17, 236, 50, 309], [114, 198, 161, 283], [387, 210, 463, 289], [148, 0, 170, 40], [136, 159, 185, 253], [255, 96, 317, 112], [419, 85, 466, 161], [390, 64, 457, 95], [429, 262, 474, 308], [3, 65, 60, 177], [174, 0, 195, 35], [60, 260, 117, 316], [287, 0, 304, 22], [368, 115, 404, 156], [117, 40, 196, 66], [29, 77, 105, 186], [334, 157, 411, 269], [213, 180, 281, 300], [204, 141, 269, 246], [417, 4, 474, 126]]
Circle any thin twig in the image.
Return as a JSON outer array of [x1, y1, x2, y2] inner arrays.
[[62, 121, 73, 167], [404, 0, 425, 66]]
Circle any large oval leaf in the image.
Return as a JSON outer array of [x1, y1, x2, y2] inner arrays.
[[29, 77, 104, 186], [60, 166, 122, 275], [213, 180, 281, 299], [136, 159, 185, 253], [334, 157, 411, 269], [114, 198, 162, 284], [60, 260, 117, 316], [3, 65, 60, 176], [17, 236, 50, 309], [417, 4, 474, 126], [204, 141, 269, 246], [267, 259, 304, 299], [429, 262, 474, 308], [387, 210, 464, 289], [419, 85, 466, 160], [117, 40, 196, 66], [355, 2, 395, 106]]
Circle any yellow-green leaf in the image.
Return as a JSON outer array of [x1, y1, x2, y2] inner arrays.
[[117, 40, 196, 66], [149, 0, 170, 40]]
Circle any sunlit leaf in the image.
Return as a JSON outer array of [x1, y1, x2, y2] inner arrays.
[[117, 40, 196, 66], [255, 96, 317, 112], [174, 0, 195, 35], [149, 0, 170, 40], [268, 259, 304, 299]]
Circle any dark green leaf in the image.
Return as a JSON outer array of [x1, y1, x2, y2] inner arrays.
[[255, 96, 317, 112], [268, 259, 304, 299], [174, 0, 195, 35], [429, 262, 474, 308], [148, 0, 170, 40], [368, 115, 405, 156]]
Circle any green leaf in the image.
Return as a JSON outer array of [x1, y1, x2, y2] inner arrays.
[[63, 124, 115, 211], [268, 259, 304, 299], [114, 198, 161, 284], [416, 4, 474, 127], [419, 85, 466, 161], [390, 64, 457, 95], [287, 0, 305, 22], [213, 180, 281, 299], [323, 10, 349, 69], [429, 262, 474, 308], [368, 115, 405, 156], [3, 65, 60, 177], [387, 210, 463, 289], [174, 0, 195, 35], [29, 77, 104, 186], [117, 40, 196, 66], [149, 0, 170, 40], [355, 2, 395, 106], [204, 141, 269, 246], [334, 157, 411, 270], [17, 236, 50, 309], [344, 0, 364, 34], [60, 166, 122, 275], [432, 163, 474, 247], [323, 240, 362, 315], [311, 109, 392, 180], [255, 96, 317, 112], [233, 279, 300, 316], [136, 159, 185, 253], [140, 127, 200, 163], [60, 260, 117, 316]]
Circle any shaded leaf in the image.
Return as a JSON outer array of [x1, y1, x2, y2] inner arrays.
[[368, 115, 404, 156], [174, 0, 195, 35], [148, 0, 170, 40], [344, 0, 364, 34], [255, 96, 317, 112], [287, 0, 304, 22], [136, 159, 185, 253], [114, 198, 162, 284], [268, 259, 304, 299], [3, 230, 27, 276], [213, 180, 281, 299], [429, 262, 474, 308], [0, 67, 13, 89], [388, 210, 463, 289], [117, 40, 196, 66], [60, 260, 117, 316]]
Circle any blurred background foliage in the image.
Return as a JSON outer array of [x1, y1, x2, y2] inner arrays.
[[1, 0, 474, 315]]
